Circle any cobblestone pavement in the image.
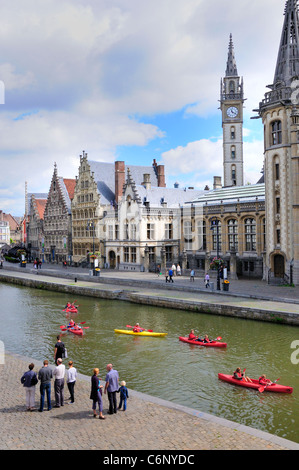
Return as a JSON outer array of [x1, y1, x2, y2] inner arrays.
[[2, 260, 299, 303], [1, 352, 298, 451]]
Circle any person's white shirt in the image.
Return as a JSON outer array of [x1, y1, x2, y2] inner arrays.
[[67, 367, 77, 383], [53, 363, 65, 380]]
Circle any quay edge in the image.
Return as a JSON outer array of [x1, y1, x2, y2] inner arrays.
[[0, 271, 299, 326]]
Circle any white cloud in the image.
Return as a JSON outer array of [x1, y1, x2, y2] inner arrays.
[[0, 0, 285, 215]]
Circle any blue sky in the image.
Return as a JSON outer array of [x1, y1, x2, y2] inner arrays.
[[0, 0, 285, 215]]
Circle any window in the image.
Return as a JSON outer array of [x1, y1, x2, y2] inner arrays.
[[275, 163, 280, 180], [277, 229, 281, 245], [197, 220, 206, 251], [148, 246, 155, 263], [164, 223, 173, 240], [115, 225, 119, 240], [124, 246, 129, 263], [147, 223, 155, 240], [231, 127, 235, 140], [131, 224, 137, 240], [231, 165, 236, 185], [124, 222, 129, 240], [108, 225, 113, 240], [228, 219, 238, 251], [245, 218, 256, 251], [130, 247, 136, 263], [271, 121, 282, 145], [184, 221, 192, 250], [165, 246, 172, 262], [231, 146, 236, 159], [211, 219, 222, 251], [276, 197, 280, 214]]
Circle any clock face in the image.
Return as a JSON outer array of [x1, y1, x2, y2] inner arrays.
[[227, 106, 239, 118]]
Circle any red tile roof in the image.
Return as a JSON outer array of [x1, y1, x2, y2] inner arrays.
[[63, 179, 76, 200]]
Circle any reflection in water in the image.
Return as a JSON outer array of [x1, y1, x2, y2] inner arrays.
[[0, 283, 298, 443]]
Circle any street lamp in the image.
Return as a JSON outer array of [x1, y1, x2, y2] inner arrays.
[[210, 218, 221, 291], [86, 220, 95, 268]]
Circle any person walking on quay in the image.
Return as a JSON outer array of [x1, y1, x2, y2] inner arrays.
[[21, 363, 38, 411], [53, 358, 65, 407], [168, 268, 174, 283], [165, 269, 169, 283], [190, 269, 195, 282], [118, 381, 129, 411], [176, 264, 181, 276], [104, 363, 119, 415], [54, 335, 65, 365], [205, 272, 210, 288], [171, 263, 177, 276], [90, 368, 105, 419], [67, 360, 77, 404], [38, 360, 53, 412]]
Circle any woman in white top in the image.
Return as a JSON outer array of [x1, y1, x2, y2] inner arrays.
[[67, 360, 77, 404]]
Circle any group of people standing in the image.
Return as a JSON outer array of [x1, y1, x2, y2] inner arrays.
[[20, 358, 77, 412], [20, 335, 129, 418]]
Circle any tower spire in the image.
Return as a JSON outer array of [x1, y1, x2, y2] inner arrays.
[[226, 34, 238, 77], [273, 0, 299, 87]]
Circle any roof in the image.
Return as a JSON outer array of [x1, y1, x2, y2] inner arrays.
[[131, 184, 205, 208], [89, 160, 159, 205], [35, 199, 47, 220], [63, 178, 76, 200], [189, 183, 265, 205]]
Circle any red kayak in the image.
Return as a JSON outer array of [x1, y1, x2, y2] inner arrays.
[[61, 325, 83, 336], [63, 307, 78, 313], [218, 373, 293, 394], [179, 336, 227, 348]]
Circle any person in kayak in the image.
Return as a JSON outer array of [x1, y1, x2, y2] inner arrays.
[[132, 323, 144, 333], [203, 335, 212, 343], [233, 367, 252, 383], [259, 374, 272, 386], [68, 319, 75, 329], [188, 329, 197, 341]]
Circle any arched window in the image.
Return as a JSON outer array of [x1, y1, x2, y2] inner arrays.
[[231, 165, 236, 185], [245, 218, 256, 251], [271, 121, 282, 145], [228, 219, 238, 251], [230, 126, 235, 140], [211, 219, 222, 251], [197, 220, 206, 251], [231, 145, 236, 159]]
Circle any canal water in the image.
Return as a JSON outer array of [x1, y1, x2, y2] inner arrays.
[[1, 282, 299, 443]]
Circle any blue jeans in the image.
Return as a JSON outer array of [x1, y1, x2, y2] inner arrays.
[[119, 396, 127, 411], [40, 382, 52, 411]]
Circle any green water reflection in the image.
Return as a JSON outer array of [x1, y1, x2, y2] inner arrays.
[[0, 283, 298, 443]]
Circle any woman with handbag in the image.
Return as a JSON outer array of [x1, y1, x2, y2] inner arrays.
[[90, 368, 105, 419], [21, 363, 38, 411]]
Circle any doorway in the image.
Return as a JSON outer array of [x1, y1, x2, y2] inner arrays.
[[274, 254, 285, 278]]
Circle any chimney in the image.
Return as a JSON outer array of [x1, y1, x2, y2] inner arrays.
[[115, 161, 125, 204], [142, 173, 151, 190], [157, 165, 166, 187], [213, 176, 222, 190]]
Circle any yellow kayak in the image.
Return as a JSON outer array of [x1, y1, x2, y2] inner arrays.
[[114, 329, 167, 337]]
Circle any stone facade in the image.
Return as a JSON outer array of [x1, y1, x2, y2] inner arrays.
[[27, 195, 47, 261], [256, 0, 299, 285], [43, 164, 76, 263]]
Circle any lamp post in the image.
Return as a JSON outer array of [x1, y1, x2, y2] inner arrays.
[[87, 220, 95, 270], [210, 218, 221, 291]]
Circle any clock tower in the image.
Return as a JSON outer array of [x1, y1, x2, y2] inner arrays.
[[220, 34, 245, 187]]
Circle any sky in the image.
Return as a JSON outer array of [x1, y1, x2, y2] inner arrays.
[[0, 0, 288, 216]]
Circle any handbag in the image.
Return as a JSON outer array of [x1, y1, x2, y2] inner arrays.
[[31, 373, 38, 386]]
